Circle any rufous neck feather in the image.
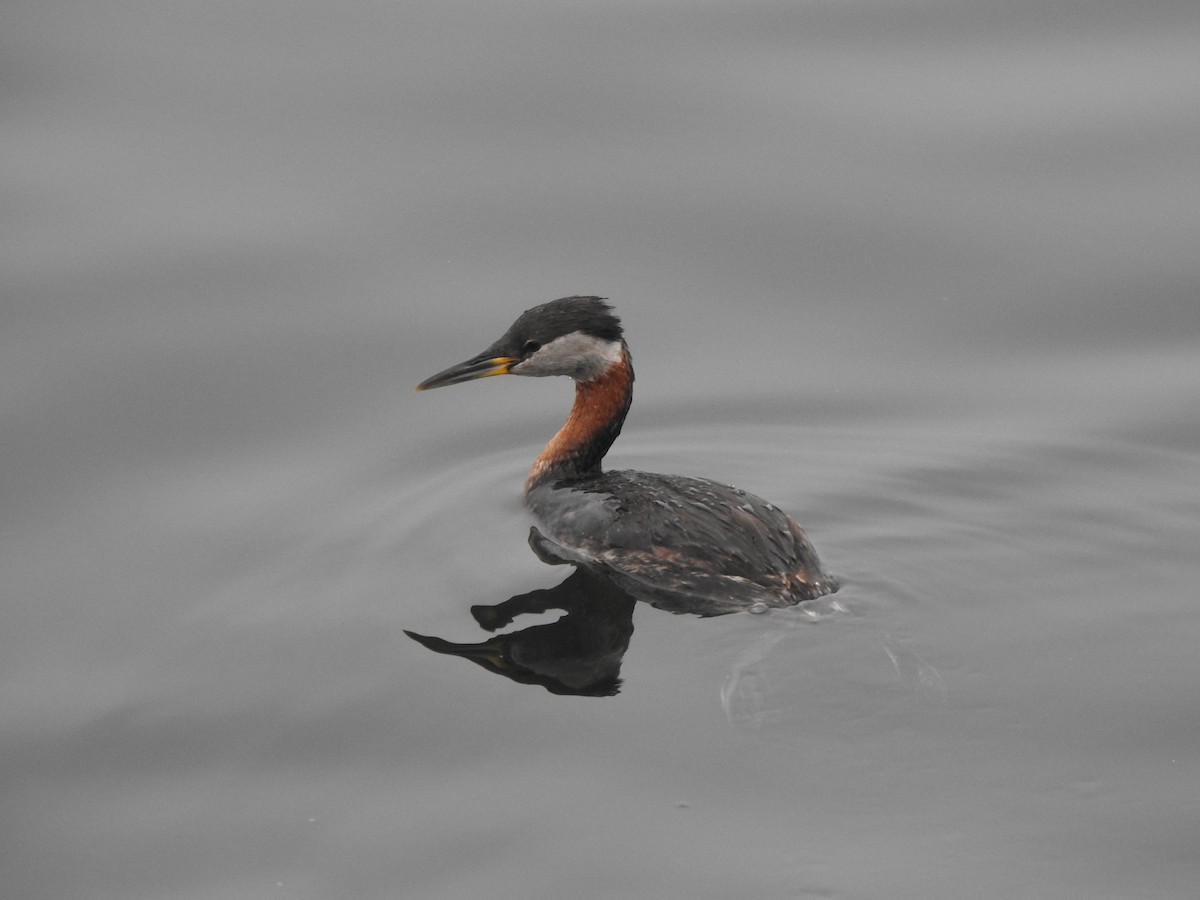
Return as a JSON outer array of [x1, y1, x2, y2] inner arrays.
[[525, 346, 633, 492]]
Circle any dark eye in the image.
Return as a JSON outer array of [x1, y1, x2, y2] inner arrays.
[[522, 340, 541, 356]]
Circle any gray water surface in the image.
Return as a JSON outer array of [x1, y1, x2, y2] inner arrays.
[[4, 2, 1200, 899]]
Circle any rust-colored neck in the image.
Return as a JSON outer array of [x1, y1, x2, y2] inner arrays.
[[525, 345, 634, 492]]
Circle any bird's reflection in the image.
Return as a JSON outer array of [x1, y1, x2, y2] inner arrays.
[[406, 526, 831, 695], [405, 545, 637, 697]]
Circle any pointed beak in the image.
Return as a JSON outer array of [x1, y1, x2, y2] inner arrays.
[[415, 352, 520, 391]]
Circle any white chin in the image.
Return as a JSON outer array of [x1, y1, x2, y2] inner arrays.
[[515, 334, 623, 380]]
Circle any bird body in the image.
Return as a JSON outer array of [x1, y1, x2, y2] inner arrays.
[[417, 296, 836, 613]]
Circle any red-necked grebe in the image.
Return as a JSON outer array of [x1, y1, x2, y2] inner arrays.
[[416, 296, 836, 613]]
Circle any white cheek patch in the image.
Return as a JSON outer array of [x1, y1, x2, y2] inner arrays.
[[515, 334, 623, 381]]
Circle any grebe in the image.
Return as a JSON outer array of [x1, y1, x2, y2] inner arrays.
[[416, 296, 836, 614]]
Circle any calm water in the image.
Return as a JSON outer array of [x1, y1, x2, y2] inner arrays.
[[4, 2, 1200, 898]]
